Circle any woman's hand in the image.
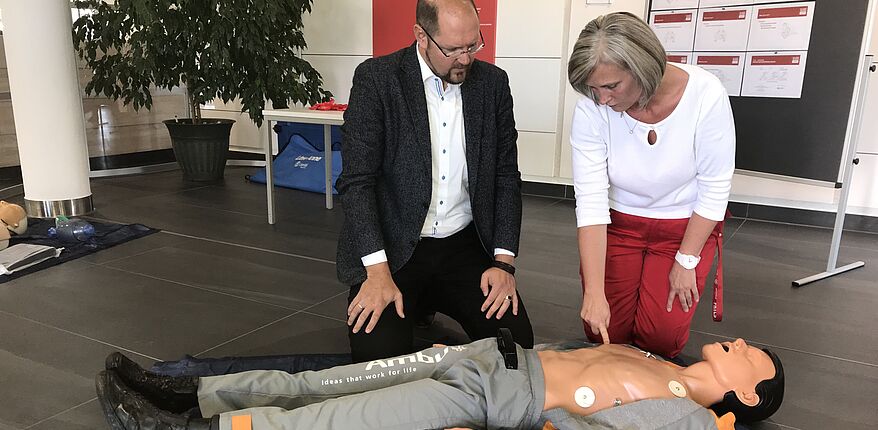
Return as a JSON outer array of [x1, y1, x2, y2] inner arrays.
[[577, 225, 610, 343], [581, 292, 611, 344], [668, 213, 716, 313], [667, 262, 699, 312]]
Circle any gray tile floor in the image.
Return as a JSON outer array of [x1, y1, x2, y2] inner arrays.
[[0, 166, 875, 429]]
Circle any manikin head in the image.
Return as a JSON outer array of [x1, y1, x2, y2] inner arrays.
[[0, 201, 27, 235], [697, 339, 785, 423], [413, 0, 483, 85]]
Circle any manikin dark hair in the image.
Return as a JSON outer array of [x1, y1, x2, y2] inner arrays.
[[709, 348, 785, 423], [416, 0, 478, 36]]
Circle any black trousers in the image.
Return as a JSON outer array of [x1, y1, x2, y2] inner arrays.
[[348, 224, 534, 362]]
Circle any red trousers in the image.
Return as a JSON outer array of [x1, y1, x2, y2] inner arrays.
[[582, 210, 725, 358]]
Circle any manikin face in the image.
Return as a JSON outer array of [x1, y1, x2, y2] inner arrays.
[[415, 6, 481, 84], [702, 338, 776, 404], [584, 62, 643, 112]]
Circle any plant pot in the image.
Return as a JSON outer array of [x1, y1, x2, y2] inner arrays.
[[163, 118, 235, 182]]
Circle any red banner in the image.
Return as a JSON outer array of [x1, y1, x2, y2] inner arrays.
[[667, 55, 689, 64], [751, 55, 801, 66], [757, 6, 809, 19], [702, 10, 747, 21], [373, 0, 497, 64], [653, 13, 693, 24], [697, 55, 741, 66]]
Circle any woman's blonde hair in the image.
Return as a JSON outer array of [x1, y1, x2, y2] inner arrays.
[[567, 12, 667, 108]]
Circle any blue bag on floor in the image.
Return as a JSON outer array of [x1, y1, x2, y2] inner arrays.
[[274, 122, 342, 153], [249, 123, 342, 194]]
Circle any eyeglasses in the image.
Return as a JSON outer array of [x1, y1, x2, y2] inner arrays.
[[419, 25, 485, 59]]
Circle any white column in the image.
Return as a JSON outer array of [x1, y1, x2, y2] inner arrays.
[[1, 0, 93, 217]]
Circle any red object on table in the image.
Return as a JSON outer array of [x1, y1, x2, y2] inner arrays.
[[309, 98, 348, 111]]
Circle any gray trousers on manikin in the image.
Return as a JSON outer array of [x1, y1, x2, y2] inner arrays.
[[197, 338, 545, 430]]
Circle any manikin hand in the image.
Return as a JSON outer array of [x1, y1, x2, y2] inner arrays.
[[581, 292, 610, 344], [667, 261, 699, 313], [347, 263, 404, 333], [480, 267, 518, 320]]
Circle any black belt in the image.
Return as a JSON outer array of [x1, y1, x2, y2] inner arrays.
[[496, 328, 518, 370]]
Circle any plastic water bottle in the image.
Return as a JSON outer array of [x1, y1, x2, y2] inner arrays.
[[47, 216, 95, 242]]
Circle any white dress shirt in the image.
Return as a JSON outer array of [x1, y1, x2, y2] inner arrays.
[[361, 47, 513, 267], [571, 63, 735, 228]]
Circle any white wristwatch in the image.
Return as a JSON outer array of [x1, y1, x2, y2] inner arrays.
[[675, 251, 701, 270]]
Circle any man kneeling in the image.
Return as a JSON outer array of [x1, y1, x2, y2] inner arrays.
[[97, 336, 783, 430]]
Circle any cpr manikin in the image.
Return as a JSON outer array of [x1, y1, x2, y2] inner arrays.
[[96, 337, 784, 430]]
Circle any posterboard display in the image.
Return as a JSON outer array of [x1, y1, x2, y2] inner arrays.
[[747, 2, 815, 51], [648, 0, 871, 184], [695, 53, 745, 96], [652, 0, 700, 10], [650, 0, 815, 98], [694, 7, 752, 52], [372, 0, 497, 63], [698, 0, 756, 7], [649, 10, 697, 51], [741, 51, 808, 98]]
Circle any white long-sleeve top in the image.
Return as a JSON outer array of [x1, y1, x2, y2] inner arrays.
[[571, 63, 736, 227]]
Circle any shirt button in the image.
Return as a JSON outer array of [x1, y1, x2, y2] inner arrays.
[[440, 201, 444, 205], [442, 175, 446, 180], [443, 122, 447, 127], [441, 97, 445, 101], [435, 222, 438, 226], [442, 149, 446, 154]]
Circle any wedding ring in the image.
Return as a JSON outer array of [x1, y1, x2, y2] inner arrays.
[[357, 303, 365, 309], [504, 295, 512, 301]]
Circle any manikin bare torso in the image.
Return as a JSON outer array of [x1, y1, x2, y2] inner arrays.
[[538, 344, 685, 415]]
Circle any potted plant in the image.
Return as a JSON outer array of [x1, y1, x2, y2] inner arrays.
[[72, 0, 331, 182]]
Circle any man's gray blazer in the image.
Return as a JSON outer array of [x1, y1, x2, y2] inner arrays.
[[336, 44, 522, 286]]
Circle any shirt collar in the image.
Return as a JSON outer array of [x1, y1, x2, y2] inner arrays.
[[416, 45, 459, 89], [416, 46, 437, 84]]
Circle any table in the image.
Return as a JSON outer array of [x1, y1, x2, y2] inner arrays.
[[261, 108, 345, 224]]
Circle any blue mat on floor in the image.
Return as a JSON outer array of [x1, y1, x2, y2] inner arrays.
[[0, 217, 159, 284], [151, 353, 351, 376]]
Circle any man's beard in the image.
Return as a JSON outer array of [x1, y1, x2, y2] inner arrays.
[[440, 64, 472, 84], [425, 48, 472, 85]]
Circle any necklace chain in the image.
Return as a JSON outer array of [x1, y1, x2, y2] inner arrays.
[[620, 112, 638, 134]]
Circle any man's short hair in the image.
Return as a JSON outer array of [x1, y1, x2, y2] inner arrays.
[[567, 12, 667, 108], [416, 0, 478, 36], [709, 348, 785, 423]]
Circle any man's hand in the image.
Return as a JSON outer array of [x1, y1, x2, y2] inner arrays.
[[479, 256, 518, 319], [581, 292, 610, 344], [667, 261, 699, 313], [347, 263, 404, 334]]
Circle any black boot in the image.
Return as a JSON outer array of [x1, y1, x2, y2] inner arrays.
[[96, 370, 218, 430], [105, 352, 199, 413]]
